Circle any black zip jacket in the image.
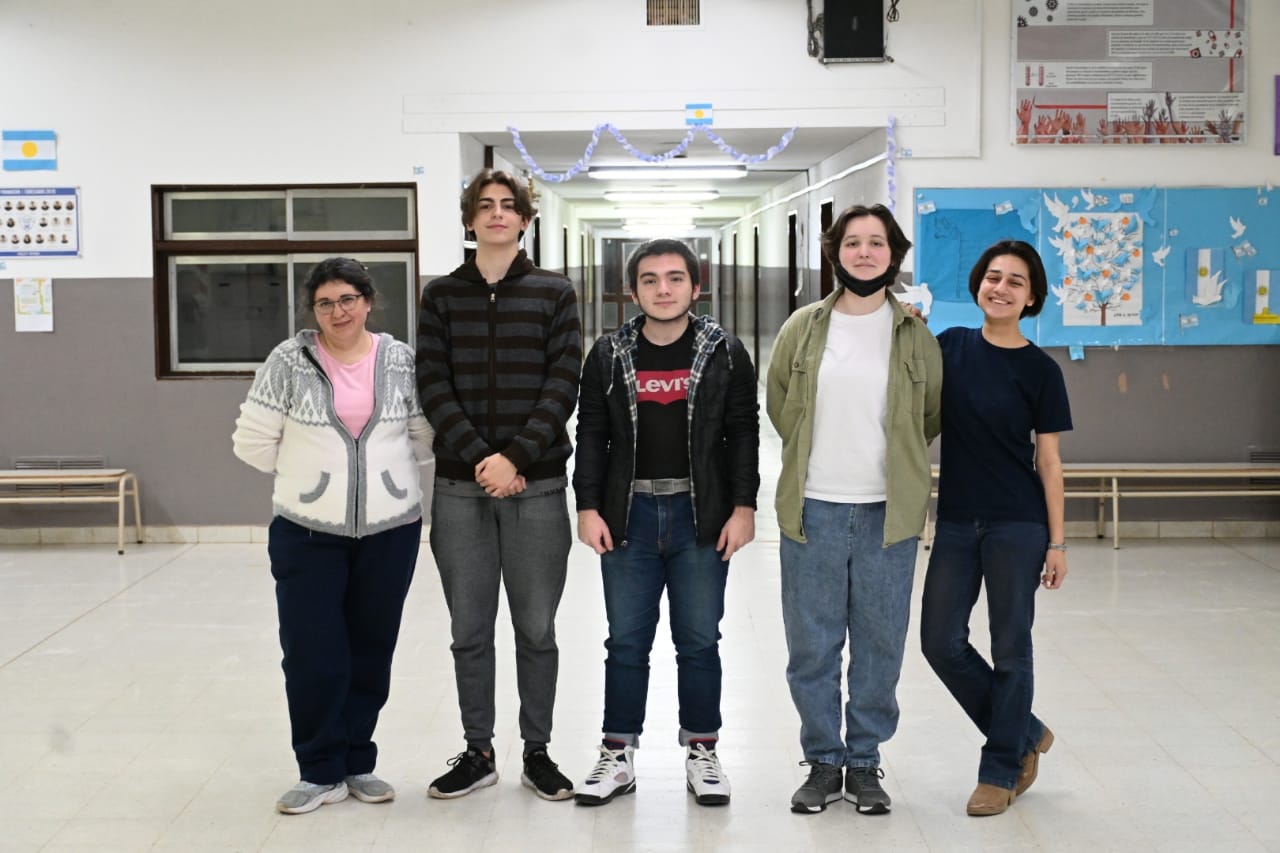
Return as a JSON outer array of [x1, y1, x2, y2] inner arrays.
[[573, 314, 759, 547]]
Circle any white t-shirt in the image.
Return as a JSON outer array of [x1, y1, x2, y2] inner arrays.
[[804, 300, 892, 503]]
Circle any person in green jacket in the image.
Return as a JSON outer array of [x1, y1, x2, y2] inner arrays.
[[766, 203, 941, 816]]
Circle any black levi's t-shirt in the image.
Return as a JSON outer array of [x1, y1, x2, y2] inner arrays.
[[633, 322, 695, 480]]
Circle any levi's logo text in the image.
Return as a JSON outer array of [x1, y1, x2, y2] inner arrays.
[[635, 369, 691, 405]]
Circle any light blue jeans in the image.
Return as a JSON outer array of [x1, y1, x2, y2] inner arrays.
[[780, 499, 917, 768]]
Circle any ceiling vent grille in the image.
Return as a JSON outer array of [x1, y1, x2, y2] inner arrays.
[[647, 0, 700, 26]]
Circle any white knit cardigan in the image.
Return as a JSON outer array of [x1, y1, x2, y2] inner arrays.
[[232, 330, 434, 537]]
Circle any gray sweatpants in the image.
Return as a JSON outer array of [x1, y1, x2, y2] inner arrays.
[[429, 489, 572, 750]]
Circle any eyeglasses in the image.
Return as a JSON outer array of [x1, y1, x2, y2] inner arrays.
[[312, 294, 363, 315]]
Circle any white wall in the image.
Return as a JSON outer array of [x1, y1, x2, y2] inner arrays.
[[895, 2, 1279, 272], [0, 0, 987, 279], [5, 0, 1272, 277]]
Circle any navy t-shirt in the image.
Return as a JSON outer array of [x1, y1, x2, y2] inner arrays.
[[633, 323, 694, 480], [935, 327, 1073, 524]]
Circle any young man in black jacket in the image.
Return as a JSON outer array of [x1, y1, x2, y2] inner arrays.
[[416, 169, 581, 802], [572, 238, 759, 807]]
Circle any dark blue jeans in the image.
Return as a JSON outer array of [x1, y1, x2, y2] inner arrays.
[[599, 492, 729, 745], [268, 515, 421, 785], [920, 519, 1049, 789]]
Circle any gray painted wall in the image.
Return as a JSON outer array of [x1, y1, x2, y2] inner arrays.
[[0, 276, 438, 528], [717, 264, 1279, 523], [3, 272, 1276, 526]]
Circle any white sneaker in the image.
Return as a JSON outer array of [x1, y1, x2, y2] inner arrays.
[[574, 742, 636, 806], [685, 742, 730, 805], [276, 780, 348, 814]]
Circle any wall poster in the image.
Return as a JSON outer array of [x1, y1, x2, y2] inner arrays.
[[0, 187, 81, 257], [912, 184, 1280, 348], [1012, 0, 1247, 145]]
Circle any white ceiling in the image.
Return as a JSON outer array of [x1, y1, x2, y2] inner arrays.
[[471, 126, 875, 227]]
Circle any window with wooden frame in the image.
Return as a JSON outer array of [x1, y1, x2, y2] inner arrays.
[[151, 184, 418, 377]]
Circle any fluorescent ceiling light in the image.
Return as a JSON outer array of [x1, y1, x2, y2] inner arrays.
[[624, 219, 694, 230], [604, 190, 719, 202], [623, 222, 695, 234], [611, 206, 703, 218], [588, 166, 747, 181]]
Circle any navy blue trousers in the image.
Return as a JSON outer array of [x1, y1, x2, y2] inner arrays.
[[268, 515, 421, 784]]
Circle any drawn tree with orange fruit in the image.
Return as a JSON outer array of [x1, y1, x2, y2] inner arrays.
[[1048, 212, 1144, 326]]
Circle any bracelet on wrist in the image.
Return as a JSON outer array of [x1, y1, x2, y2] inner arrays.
[[1047, 542, 1068, 552]]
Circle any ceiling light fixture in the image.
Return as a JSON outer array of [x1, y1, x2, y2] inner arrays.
[[588, 166, 747, 181], [611, 206, 703, 218], [623, 221, 695, 234], [604, 190, 720, 203]]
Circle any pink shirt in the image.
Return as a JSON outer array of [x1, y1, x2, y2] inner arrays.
[[316, 333, 380, 438]]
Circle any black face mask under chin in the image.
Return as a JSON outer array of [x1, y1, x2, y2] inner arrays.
[[834, 262, 896, 297]]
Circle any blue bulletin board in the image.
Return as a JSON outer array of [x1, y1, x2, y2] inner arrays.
[[912, 185, 1279, 346]]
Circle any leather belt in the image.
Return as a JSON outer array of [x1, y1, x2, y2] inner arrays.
[[632, 477, 691, 495]]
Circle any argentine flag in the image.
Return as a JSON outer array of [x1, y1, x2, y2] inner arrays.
[[685, 104, 713, 126], [3, 131, 57, 171]]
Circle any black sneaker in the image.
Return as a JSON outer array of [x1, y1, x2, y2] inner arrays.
[[845, 765, 891, 814], [790, 761, 843, 814], [521, 749, 574, 801], [428, 747, 498, 799]]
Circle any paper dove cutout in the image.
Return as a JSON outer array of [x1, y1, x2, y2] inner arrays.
[[1081, 188, 1096, 209], [1152, 245, 1171, 266], [1229, 216, 1246, 238], [1192, 270, 1226, 306], [1043, 193, 1072, 232], [895, 282, 934, 316]]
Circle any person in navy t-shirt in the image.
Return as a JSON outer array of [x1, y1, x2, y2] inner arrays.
[[919, 240, 1072, 817]]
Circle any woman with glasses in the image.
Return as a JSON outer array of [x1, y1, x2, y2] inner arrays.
[[233, 257, 434, 814]]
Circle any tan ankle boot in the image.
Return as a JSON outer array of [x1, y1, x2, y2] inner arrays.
[[967, 783, 1015, 816], [1016, 727, 1055, 796]]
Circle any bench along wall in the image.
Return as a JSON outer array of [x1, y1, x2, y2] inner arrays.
[[2, 275, 1276, 529]]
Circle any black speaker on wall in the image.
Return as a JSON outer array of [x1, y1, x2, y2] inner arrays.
[[822, 0, 885, 63]]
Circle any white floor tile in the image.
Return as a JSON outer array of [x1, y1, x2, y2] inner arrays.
[[0, 414, 1277, 852]]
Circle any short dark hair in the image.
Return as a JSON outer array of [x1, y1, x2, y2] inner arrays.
[[302, 257, 376, 308], [625, 238, 700, 292], [967, 239, 1048, 318], [820, 203, 912, 280], [460, 168, 537, 228]]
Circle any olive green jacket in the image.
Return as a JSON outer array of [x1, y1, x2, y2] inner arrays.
[[766, 290, 942, 546]]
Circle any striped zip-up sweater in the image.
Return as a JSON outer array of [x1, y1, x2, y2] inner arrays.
[[415, 251, 582, 483]]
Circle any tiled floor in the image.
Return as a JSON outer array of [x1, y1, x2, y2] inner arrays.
[[2, 426, 1279, 851]]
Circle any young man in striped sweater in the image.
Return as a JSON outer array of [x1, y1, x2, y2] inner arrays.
[[415, 169, 582, 802]]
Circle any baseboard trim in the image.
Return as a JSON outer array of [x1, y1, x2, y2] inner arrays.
[[0, 523, 435, 545]]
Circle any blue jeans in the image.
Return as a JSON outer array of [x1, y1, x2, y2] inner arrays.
[[600, 492, 729, 745], [779, 499, 917, 767], [920, 519, 1049, 789], [269, 515, 421, 785]]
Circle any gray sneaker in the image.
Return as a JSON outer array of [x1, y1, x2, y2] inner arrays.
[[276, 780, 348, 814], [345, 773, 395, 803], [845, 765, 891, 814], [790, 761, 843, 814]]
